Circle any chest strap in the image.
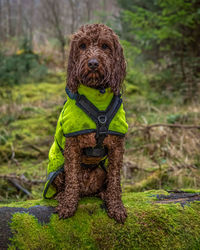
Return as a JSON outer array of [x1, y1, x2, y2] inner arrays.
[[65, 87, 122, 156], [75, 91, 122, 140]]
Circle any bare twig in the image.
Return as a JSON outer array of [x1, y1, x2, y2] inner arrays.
[[130, 123, 200, 134], [0, 174, 45, 185], [125, 143, 153, 153], [145, 123, 200, 129], [10, 144, 19, 166], [8, 179, 32, 197], [27, 144, 46, 155]]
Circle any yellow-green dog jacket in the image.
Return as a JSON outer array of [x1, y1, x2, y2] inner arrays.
[[43, 84, 128, 198]]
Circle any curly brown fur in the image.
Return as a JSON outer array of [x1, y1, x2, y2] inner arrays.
[[54, 24, 127, 223], [67, 23, 126, 95]]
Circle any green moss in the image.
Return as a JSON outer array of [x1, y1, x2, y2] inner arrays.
[[6, 191, 200, 249], [91, 202, 200, 249], [1, 196, 103, 208], [1, 75, 200, 201], [0, 198, 57, 208], [11, 81, 65, 105], [0, 80, 65, 200], [180, 188, 200, 193]]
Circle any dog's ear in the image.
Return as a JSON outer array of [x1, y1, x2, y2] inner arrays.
[[110, 35, 126, 95], [67, 38, 79, 93]]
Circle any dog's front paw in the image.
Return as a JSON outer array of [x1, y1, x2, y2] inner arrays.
[[55, 192, 78, 219], [56, 203, 77, 219], [107, 203, 127, 224]]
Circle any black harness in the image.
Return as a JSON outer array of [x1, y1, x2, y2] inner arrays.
[[65, 87, 122, 159]]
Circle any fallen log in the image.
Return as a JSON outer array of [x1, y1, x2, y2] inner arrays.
[[0, 190, 200, 249]]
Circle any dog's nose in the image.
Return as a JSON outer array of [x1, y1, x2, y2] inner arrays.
[[88, 58, 99, 70]]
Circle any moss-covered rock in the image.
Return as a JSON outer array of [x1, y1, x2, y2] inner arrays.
[[0, 190, 200, 249]]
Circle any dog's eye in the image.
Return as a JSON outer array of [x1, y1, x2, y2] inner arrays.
[[79, 43, 86, 50], [102, 44, 109, 50]]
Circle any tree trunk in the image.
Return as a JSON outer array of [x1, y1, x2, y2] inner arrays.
[[85, 0, 92, 22], [17, 0, 22, 38], [0, 0, 2, 41], [6, 0, 12, 37], [69, 0, 76, 33], [29, 0, 35, 48]]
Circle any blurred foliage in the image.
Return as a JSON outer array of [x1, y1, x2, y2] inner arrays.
[[0, 73, 66, 201], [0, 75, 200, 201], [0, 38, 47, 86], [0, 1, 200, 201], [117, 0, 200, 101]]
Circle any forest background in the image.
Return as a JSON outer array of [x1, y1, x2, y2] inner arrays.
[[0, 0, 200, 202]]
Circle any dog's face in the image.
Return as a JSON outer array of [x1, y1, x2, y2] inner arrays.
[[67, 24, 126, 95]]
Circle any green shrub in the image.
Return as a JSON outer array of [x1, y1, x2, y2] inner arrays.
[[0, 49, 47, 86]]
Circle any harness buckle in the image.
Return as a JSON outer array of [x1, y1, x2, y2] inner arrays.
[[98, 114, 107, 125]]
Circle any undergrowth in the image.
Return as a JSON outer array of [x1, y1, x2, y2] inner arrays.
[[0, 73, 200, 201]]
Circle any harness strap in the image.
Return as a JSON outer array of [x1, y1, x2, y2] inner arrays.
[[81, 158, 107, 173], [43, 165, 64, 199], [64, 87, 122, 157], [83, 146, 107, 158], [75, 92, 122, 140]]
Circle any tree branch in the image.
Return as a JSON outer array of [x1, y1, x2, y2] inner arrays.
[[130, 123, 200, 134]]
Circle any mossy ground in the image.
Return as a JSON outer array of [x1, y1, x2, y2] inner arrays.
[[0, 73, 66, 201], [0, 73, 200, 202], [4, 191, 200, 250]]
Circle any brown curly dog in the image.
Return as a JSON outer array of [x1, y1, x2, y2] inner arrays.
[[54, 23, 127, 223]]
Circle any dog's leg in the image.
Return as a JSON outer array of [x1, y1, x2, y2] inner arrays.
[[56, 137, 81, 219], [53, 172, 65, 193], [103, 135, 127, 223]]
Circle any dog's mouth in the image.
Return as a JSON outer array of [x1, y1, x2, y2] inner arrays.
[[77, 59, 111, 88], [87, 70, 101, 81], [81, 70, 105, 86]]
